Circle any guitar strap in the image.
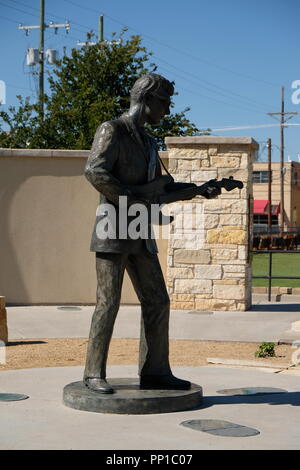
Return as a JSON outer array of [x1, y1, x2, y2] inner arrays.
[[157, 153, 173, 179]]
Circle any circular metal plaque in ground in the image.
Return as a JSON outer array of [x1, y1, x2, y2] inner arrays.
[[187, 310, 213, 315], [217, 387, 287, 396], [181, 419, 260, 437], [0, 393, 29, 401], [57, 306, 82, 311], [63, 378, 202, 414]]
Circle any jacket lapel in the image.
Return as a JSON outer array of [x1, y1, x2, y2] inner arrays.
[[120, 116, 149, 163]]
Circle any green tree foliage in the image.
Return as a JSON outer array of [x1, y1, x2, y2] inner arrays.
[[0, 33, 206, 150]]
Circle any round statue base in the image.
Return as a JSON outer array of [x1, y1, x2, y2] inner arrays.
[[63, 378, 202, 415]]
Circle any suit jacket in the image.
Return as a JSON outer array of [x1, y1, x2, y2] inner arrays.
[[85, 115, 162, 254]]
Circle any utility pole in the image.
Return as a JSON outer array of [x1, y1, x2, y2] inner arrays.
[[39, 0, 45, 121], [77, 16, 120, 47], [267, 138, 272, 233], [77, 15, 104, 46], [99, 15, 104, 42], [267, 87, 298, 234], [19, 0, 70, 121]]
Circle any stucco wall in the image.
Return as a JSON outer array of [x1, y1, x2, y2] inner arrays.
[[0, 149, 167, 304]]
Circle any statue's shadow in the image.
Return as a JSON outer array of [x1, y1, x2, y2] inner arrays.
[[194, 391, 300, 410], [251, 303, 300, 312]]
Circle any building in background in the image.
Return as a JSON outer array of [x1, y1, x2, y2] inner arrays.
[[253, 161, 300, 234]]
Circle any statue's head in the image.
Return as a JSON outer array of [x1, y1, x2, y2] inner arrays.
[[130, 73, 174, 125]]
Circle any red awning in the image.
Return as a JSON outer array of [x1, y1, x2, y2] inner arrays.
[[253, 200, 280, 215], [253, 200, 268, 214]]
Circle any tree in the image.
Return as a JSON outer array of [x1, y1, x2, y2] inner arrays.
[[0, 33, 207, 150]]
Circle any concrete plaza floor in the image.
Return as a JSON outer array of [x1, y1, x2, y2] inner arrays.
[[1, 365, 300, 450], [1, 293, 300, 450]]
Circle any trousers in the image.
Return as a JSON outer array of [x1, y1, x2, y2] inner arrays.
[[83, 249, 172, 380]]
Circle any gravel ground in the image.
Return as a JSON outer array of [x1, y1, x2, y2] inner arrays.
[[0, 338, 294, 371]]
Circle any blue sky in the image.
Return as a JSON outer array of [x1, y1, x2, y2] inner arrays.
[[0, 0, 299, 161]]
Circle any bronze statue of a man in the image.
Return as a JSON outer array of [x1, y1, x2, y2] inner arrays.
[[83, 73, 192, 394]]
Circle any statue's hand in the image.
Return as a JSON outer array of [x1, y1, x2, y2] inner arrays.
[[202, 185, 221, 199]]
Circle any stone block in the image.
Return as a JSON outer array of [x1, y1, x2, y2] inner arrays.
[[169, 149, 208, 159], [178, 159, 201, 171], [171, 301, 195, 310], [172, 294, 195, 302], [0, 308, 8, 343], [168, 267, 194, 279], [236, 302, 248, 311], [167, 159, 177, 171], [195, 298, 236, 311], [194, 265, 222, 280], [171, 233, 205, 250], [217, 169, 249, 181], [219, 214, 242, 226], [240, 154, 251, 169], [221, 225, 244, 230], [212, 257, 247, 264], [204, 199, 248, 214], [238, 246, 247, 260], [223, 265, 246, 273], [174, 249, 211, 264], [194, 293, 213, 299], [213, 284, 245, 300], [206, 229, 246, 245], [172, 171, 191, 182], [191, 170, 217, 182], [219, 192, 241, 199], [203, 214, 219, 229], [210, 156, 240, 168], [211, 248, 237, 260], [208, 146, 218, 156], [167, 255, 174, 267], [223, 272, 244, 279], [214, 280, 238, 285], [175, 279, 212, 294]]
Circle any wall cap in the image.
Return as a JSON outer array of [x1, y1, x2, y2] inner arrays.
[[0, 148, 90, 158], [0, 148, 168, 159], [165, 136, 259, 149]]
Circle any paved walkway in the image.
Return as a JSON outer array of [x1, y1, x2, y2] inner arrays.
[[6, 294, 300, 343]]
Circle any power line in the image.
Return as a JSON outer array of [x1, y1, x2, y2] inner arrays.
[[6, 0, 92, 34], [206, 123, 300, 132], [0, 1, 39, 19], [3, 0, 279, 116], [0, 14, 19, 24], [153, 54, 276, 113], [156, 62, 270, 115], [6, 83, 32, 92], [60, 0, 280, 88]]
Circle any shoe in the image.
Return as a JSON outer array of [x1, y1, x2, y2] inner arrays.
[[140, 374, 191, 390], [84, 377, 114, 394]]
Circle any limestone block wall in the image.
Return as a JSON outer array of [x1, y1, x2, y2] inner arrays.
[[165, 136, 258, 311]]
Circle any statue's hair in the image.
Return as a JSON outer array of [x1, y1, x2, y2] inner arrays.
[[130, 73, 174, 103]]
